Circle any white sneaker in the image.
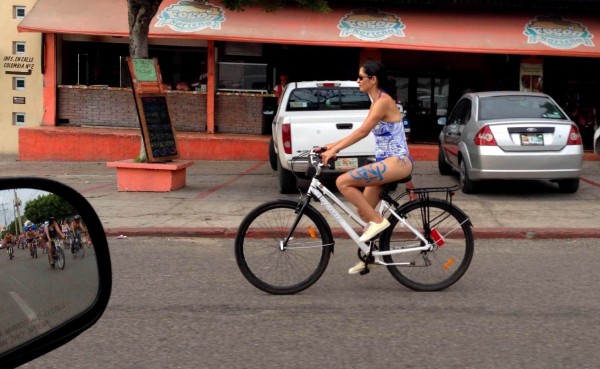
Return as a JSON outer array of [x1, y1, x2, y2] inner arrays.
[[358, 219, 390, 242], [348, 260, 379, 275]]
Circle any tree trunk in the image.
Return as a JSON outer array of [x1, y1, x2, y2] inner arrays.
[[127, 0, 162, 161]]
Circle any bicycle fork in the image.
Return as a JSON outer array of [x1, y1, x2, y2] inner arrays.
[[279, 197, 313, 251]]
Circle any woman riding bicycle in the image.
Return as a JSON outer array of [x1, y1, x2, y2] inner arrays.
[[45, 217, 65, 268], [321, 61, 414, 274], [25, 224, 37, 256], [70, 215, 91, 251], [4, 231, 15, 256]]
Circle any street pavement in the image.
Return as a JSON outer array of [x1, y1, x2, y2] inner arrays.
[[1, 154, 599, 239]]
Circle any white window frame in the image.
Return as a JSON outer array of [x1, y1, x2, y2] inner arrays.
[[13, 42, 26, 55], [13, 113, 26, 126], [14, 6, 26, 19], [13, 77, 26, 91]]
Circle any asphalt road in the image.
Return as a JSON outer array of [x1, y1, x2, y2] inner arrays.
[[22, 236, 600, 369]]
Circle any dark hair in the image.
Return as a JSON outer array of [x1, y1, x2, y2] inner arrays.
[[362, 60, 397, 101]]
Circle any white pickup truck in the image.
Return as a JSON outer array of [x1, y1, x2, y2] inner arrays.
[[269, 81, 375, 193]]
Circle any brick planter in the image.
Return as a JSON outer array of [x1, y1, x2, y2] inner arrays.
[[106, 159, 193, 192]]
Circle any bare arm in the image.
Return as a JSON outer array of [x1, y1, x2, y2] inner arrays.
[[321, 96, 392, 164]]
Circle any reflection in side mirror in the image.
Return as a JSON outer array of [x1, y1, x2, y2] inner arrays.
[[437, 117, 447, 126], [0, 178, 111, 368]]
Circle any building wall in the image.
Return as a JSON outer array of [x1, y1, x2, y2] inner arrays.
[[0, 0, 43, 154]]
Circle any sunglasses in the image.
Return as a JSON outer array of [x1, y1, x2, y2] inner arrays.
[[357, 74, 373, 81]]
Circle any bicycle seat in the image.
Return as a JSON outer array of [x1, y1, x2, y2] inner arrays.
[[382, 175, 412, 193]]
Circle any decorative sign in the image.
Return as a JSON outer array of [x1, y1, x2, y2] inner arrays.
[[132, 59, 158, 82], [3, 55, 35, 75], [338, 9, 405, 41], [137, 94, 179, 162], [156, 1, 225, 33], [13, 97, 26, 104], [524, 15, 594, 50]]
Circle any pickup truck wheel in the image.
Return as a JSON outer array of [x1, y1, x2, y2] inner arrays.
[[459, 160, 477, 194], [438, 144, 453, 175], [278, 161, 297, 194], [268, 137, 278, 171]]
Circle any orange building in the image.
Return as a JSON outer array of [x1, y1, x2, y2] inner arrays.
[[15, 0, 600, 159]]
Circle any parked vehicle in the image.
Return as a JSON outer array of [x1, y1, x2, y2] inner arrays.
[[438, 91, 583, 194], [594, 126, 600, 155], [269, 81, 374, 193]]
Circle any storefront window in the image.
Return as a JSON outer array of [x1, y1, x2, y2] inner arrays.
[[416, 77, 449, 117], [60, 40, 205, 88], [218, 62, 268, 93]]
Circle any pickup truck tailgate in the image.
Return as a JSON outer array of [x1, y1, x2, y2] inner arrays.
[[287, 112, 374, 156]]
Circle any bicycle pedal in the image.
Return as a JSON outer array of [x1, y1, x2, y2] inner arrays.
[[359, 268, 370, 276]]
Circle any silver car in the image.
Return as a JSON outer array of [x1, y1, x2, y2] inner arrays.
[[438, 91, 583, 194]]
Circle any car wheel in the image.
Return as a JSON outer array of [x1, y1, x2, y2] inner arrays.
[[459, 160, 477, 194], [268, 137, 278, 171], [438, 144, 453, 175], [557, 178, 579, 193], [277, 160, 297, 194]]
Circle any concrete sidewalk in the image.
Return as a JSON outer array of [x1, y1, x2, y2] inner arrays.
[[1, 155, 599, 239]]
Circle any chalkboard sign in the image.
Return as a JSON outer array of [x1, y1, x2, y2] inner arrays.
[[136, 94, 179, 162]]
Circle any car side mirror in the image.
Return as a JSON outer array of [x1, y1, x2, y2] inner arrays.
[[0, 177, 111, 369], [437, 117, 447, 126]]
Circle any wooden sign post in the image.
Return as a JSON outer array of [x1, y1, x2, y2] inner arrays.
[[106, 58, 191, 192], [127, 57, 179, 162]]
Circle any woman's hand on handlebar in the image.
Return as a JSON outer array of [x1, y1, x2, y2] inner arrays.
[[319, 144, 338, 167]]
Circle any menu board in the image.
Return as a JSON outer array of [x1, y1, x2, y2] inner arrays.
[[136, 94, 179, 162], [132, 59, 158, 82]]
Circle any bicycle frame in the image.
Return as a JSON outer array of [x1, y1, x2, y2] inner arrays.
[[299, 159, 433, 261]]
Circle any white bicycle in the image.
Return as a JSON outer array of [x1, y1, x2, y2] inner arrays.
[[235, 148, 474, 294]]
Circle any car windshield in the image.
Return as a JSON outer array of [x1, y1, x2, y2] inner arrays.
[[287, 87, 371, 111], [478, 95, 566, 120]]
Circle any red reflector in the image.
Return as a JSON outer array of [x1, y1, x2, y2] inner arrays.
[[431, 228, 446, 247]]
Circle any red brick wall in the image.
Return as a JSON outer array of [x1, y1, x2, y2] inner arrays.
[[57, 87, 275, 134], [215, 93, 272, 134], [57, 86, 207, 132], [166, 91, 207, 132], [57, 86, 139, 128]]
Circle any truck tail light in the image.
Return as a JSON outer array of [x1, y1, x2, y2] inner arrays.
[[566, 124, 583, 145], [474, 126, 497, 146], [282, 123, 292, 154]]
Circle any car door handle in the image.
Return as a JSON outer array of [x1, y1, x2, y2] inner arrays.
[[336, 123, 353, 129]]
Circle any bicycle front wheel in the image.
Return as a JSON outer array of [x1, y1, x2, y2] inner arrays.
[[55, 246, 65, 270], [379, 199, 474, 291], [235, 200, 333, 295]]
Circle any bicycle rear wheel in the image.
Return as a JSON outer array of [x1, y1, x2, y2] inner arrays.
[[379, 199, 474, 291], [235, 199, 333, 295]]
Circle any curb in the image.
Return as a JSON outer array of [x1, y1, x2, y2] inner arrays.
[[105, 227, 600, 239]]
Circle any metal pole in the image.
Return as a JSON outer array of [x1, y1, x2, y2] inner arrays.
[[13, 190, 22, 234], [0, 203, 8, 229]]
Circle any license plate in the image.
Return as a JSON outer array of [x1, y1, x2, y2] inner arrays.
[[520, 133, 544, 146], [335, 157, 358, 170]]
